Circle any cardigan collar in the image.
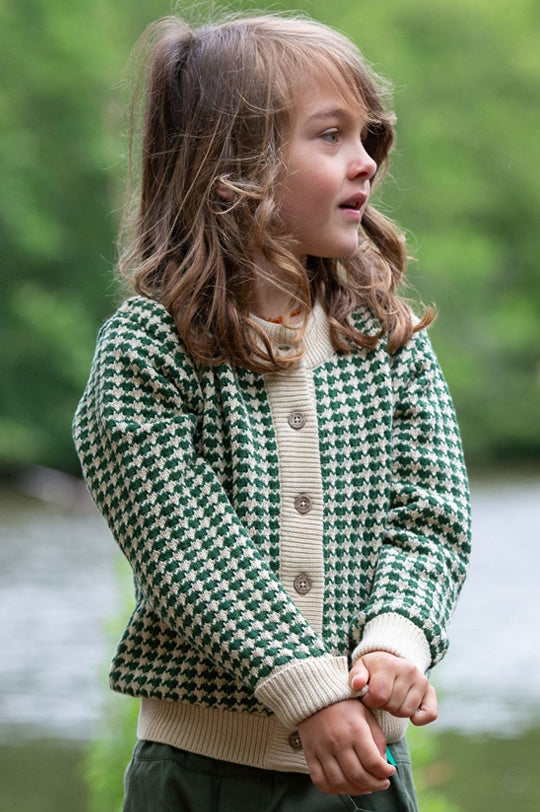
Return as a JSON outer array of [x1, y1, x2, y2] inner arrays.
[[250, 300, 335, 370]]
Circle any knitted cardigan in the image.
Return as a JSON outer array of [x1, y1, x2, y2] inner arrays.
[[73, 296, 470, 772]]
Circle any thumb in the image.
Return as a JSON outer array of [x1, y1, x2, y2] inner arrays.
[[349, 659, 370, 693]]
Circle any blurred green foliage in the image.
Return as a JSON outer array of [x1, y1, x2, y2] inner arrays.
[[1, 0, 539, 473]]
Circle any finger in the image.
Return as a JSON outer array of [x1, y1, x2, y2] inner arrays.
[[351, 722, 395, 781], [392, 683, 426, 718], [381, 671, 426, 717], [318, 754, 352, 795], [349, 659, 370, 692], [338, 749, 392, 795], [360, 669, 396, 709], [411, 683, 438, 726], [364, 709, 388, 758], [307, 755, 333, 794]]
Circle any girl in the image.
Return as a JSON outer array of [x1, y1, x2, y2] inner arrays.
[[74, 12, 471, 812]]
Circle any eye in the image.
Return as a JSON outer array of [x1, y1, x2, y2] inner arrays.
[[320, 129, 340, 144]]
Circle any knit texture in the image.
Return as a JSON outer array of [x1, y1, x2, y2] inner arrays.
[[73, 296, 470, 763]]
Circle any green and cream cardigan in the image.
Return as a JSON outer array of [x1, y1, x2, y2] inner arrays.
[[73, 296, 470, 772]]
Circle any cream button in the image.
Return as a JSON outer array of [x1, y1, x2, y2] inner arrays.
[[294, 494, 312, 514], [288, 731, 303, 750], [288, 412, 306, 430], [293, 573, 312, 595]]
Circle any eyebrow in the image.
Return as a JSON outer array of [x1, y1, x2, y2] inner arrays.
[[305, 108, 352, 124]]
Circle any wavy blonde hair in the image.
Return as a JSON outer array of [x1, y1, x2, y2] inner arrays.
[[119, 12, 434, 370]]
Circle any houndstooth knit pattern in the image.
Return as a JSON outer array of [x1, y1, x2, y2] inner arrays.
[[73, 296, 470, 736]]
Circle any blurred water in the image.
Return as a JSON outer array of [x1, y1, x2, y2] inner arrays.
[[435, 477, 540, 734], [0, 486, 119, 740], [0, 476, 538, 742]]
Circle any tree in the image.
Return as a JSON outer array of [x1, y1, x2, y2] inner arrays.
[[1, 0, 539, 471]]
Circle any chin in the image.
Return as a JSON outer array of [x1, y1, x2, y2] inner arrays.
[[335, 242, 361, 259], [306, 238, 360, 260]]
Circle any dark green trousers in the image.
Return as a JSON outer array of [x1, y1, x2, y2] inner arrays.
[[122, 738, 418, 812]]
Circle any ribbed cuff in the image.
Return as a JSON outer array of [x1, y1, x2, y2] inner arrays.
[[351, 613, 432, 672], [372, 711, 409, 743], [255, 655, 354, 728]]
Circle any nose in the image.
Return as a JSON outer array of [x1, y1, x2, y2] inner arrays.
[[348, 142, 377, 181]]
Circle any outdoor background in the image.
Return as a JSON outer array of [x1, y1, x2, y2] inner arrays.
[[1, 0, 539, 810]]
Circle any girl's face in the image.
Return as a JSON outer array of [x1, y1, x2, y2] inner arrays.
[[278, 80, 377, 260]]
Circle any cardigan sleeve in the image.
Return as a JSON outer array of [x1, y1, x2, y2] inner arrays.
[[350, 329, 471, 674], [73, 297, 356, 728]]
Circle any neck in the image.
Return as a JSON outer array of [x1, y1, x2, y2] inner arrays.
[[250, 250, 305, 324]]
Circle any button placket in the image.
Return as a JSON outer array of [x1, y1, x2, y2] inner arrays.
[[267, 366, 324, 634]]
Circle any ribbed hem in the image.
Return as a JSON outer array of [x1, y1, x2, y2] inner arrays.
[[351, 613, 432, 673], [254, 655, 355, 728], [138, 697, 309, 772]]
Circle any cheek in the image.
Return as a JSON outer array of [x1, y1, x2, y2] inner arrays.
[[281, 169, 336, 221]]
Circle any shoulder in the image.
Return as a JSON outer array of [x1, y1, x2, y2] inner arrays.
[[390, 326, 440, 381], [389, 327, 454, 418], [98, 295, 178, 347], [349, 305, 436, 361], [97, 296, 185, 358], [348, 303, 434, 364], [349, 303, 443, 393], [348, 303, 384, 340], [94, 296, 199, 383]]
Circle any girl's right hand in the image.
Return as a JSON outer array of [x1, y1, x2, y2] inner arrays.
[[349, 652, 438, 726], [297, 699, 395, 796]]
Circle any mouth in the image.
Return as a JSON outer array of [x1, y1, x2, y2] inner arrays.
[[338, 193, 368, 212]]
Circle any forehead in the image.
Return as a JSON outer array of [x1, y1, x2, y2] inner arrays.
[[289, 75, 369, 125]]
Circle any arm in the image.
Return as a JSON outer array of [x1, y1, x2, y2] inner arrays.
[[293, 331, 458, 794], [73, 298, 355, 727], [348, 330, 471, 734]]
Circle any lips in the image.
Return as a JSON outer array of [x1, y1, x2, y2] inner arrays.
[[338, 193, 368, 211]]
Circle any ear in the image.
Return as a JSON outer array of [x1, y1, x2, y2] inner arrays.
[[215, 181, 235, 202]]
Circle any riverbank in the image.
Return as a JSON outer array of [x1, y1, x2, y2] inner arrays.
[[0, 738, 87, 812], [434, 726, 540, 812]]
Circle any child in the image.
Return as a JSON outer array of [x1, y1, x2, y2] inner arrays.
[[74, 12, 471, 812]]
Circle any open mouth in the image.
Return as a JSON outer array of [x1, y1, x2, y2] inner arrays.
[[338, 195, 366, 211]]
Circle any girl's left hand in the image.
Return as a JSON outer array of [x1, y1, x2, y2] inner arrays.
[[349, 651, 438, 726]]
